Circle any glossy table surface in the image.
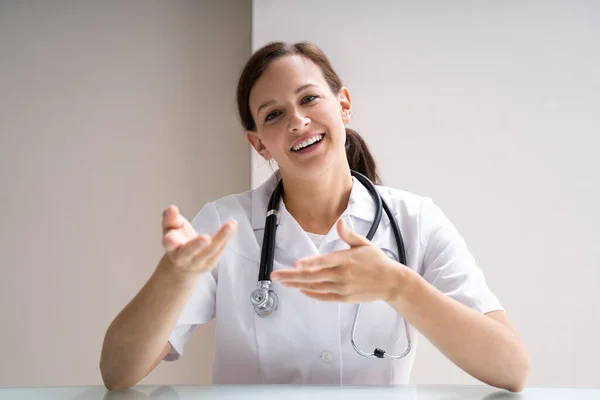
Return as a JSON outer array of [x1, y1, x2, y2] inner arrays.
[[1, 385, 599, 400]]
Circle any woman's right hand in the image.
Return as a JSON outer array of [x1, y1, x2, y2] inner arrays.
[[161, 205, 237, 275]]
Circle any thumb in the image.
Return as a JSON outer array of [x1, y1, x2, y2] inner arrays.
[[337, 218, 370, 247]]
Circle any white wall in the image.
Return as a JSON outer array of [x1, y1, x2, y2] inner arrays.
[[0, 0, 251, 387], [252, 0, 600, 387]]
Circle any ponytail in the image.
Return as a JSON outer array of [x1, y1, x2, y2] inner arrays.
[[345, 128, 382, 185]]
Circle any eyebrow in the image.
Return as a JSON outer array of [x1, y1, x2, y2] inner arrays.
[[256, 84, 318, 116]]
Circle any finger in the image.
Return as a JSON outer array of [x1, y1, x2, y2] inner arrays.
[[337, 218, 370, 247], [162, 228, 187, 252], [162, 205, 183, 233], [281, 280, 344, 294], [271, 266, 341, 283], [170, 234, 211, 264], [300, 290, 345, 302], [190, 219, 237, 264], [294, 250, 352, 269], [208, 219, 238, 255]]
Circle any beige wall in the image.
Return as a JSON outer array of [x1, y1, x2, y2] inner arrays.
[[0, 0, 251, 387], [252, 0, 600, 388]]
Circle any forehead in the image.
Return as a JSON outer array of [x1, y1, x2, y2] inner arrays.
[[249, 55, 328, 109]]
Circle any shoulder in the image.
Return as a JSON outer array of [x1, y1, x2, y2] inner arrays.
[[376, 184, 432, 220], [375, 184, 452, 240], [188, 188, 255, 234], [376, 184, 427, 211], [188, 171, 280, 235]]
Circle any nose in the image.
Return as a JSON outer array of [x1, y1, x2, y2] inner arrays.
[[288, 108, 310, 132]]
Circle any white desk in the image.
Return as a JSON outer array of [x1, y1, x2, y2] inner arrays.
[[1, 385, 599, 400]]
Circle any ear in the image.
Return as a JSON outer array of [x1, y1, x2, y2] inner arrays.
[[339, 87, 352, 124], [246, 131, 272, 161]]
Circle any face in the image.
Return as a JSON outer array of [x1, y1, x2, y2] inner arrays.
[[246, 55, 352, 180]]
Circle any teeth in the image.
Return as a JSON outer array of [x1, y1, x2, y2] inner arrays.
[[292, 134, 323, 151]]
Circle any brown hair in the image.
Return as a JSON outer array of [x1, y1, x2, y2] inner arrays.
[[236, 41, 382, 185]]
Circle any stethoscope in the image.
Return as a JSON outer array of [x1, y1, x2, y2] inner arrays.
[[250, 170, 412, 360]]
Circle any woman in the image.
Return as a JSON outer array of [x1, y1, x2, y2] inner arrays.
[[99, 41, 530, 392]]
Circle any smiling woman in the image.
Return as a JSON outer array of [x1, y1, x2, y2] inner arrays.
[[237, 42, 382, 188], [99, 41, 529, 392]]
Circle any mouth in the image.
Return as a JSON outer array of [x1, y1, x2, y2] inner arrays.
[[290, 133, 325, 152]]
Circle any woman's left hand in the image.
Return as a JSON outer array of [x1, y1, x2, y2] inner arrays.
[[270, 218, 412, 303]]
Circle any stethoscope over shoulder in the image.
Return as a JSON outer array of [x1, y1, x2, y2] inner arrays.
[[250, 170, 412, 360]]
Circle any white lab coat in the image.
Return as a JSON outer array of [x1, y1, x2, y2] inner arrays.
[[164, 170, 503, 385]]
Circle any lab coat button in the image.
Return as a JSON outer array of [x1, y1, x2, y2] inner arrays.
[[320, 351, 333, 363]]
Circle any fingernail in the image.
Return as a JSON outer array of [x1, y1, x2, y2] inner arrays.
[[224, 220, 236, 233]]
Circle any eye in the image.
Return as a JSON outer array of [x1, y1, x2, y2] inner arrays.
[[265, 111, 281, 122], [301, 95, 319, 104]]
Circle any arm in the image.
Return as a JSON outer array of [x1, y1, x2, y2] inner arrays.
[[270, 213, 529, 391], [100, 205, 237, 391], [387, 267, 530, 392], [100, 255, 201, 391]]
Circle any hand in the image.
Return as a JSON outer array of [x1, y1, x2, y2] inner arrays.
[[271, 218, 407, 303], [161, 205, 237, 275]]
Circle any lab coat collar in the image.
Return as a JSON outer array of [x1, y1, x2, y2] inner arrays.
[[250, 170, 390, 231], [346, 174, 391, 226]]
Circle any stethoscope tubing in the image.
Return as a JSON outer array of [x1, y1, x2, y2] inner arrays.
[[251, 170, 412, 359]]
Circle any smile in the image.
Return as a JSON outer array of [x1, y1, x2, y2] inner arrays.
[[291, 134, 324, 152]]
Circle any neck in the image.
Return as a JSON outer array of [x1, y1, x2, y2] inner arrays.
[[280, 164, 354, 235]]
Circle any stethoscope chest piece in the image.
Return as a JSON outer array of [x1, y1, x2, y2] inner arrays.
[[381, 248, 399, 262], [249, 170, 411, 359], [251, 280, 279, 317]]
